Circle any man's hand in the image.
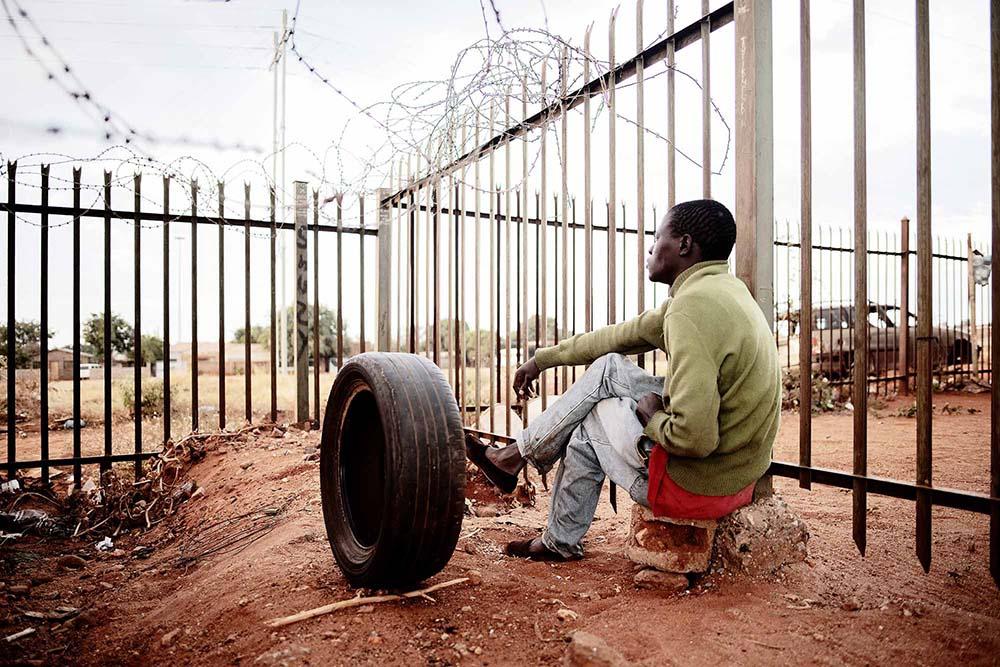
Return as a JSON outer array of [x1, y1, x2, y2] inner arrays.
[[636, 392, 664, 427], [513, 358, 541, 399]]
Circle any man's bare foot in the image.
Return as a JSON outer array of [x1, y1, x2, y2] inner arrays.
[[465, 434, 521, 494], [505, 536, 579, 561]]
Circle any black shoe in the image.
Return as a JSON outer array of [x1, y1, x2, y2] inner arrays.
[[505, 536, 579, 561], [464, 433, 519, 495]]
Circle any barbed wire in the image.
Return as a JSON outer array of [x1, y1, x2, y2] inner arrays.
[[4, 0, 733, 219], [2, 0, 264, 154]]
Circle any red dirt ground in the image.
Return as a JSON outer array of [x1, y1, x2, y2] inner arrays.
[[2, 392, 999, 666]]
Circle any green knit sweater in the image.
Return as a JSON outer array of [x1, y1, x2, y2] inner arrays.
[[534, 261, 780, 496]]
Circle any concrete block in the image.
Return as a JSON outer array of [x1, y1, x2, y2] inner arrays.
[[623, 505, 717, 574]]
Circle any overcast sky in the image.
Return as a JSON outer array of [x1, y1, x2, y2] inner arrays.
[[1, 0, 993, 348]]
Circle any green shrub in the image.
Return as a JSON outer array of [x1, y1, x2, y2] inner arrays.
[[120, 379, 164, 417]]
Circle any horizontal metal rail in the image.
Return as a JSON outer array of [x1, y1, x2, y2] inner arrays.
[[380, 2, 735, 206], [395, 201, 656, 236], [465, 427, 998, 515], [6, 451, 160, 471], [0, 201, 374, 235]]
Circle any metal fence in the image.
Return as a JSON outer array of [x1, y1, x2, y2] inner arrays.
[[1, 0, 998, 589], [773, 220, 992, 396], [2, 165, 376, 487], [377, 0, 999, 587]]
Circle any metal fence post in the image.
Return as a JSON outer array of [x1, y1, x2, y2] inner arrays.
[[735, 0, 774, 500], [294, 181, 309, 424], [900, 216, 911, 394], [969, 233, 979, 381], [377, 188, 393, 352]]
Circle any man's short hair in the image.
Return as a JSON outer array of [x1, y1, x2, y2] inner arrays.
[[668, 199, 737, 261]]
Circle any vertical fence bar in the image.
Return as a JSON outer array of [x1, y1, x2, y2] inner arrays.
[[609, 9, 618, 330], [163, 177, 172, 444], [702, 0, 712, 197], [505, 89, 513, 434], [636, 0, 646, 369], [360, 195, 367, 354], [337, 197, 344, 366], [489, 104, 497, 429], [915, 0, 933, 572], [583, 28, 594, 334], [991, 0, 1000, 586], [667, 1, 676, 210], [560, 46, 570, 392], [270, 187, 277, 423], [455, 122, 469, 410], [900, 217, 910, 393], [39, 166, 49, 485], [103, 173, 112, 472], [852, 0, 868, 556], [218, 183, 226, 430], [191, 180, 200, 431], [4, 163, 13, 480], [133, 175, 142, 481], [799, 0, 812, 489], [540, 64, 549, 408], [313, 190, 320, 425], [409, 185, 417, 355], [974, 236, 981, 382], [245, 185, 253, 423], [475, 119, 483, 412], [73, 168, 82, 488], [433, 168, 441, 365], [522, 77, 529, 427], [396, 161, 403, 352]]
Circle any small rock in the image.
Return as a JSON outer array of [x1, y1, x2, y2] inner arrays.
[[271, 428, 285, 439], [841, 599, 861, 612], [58, 555, 88, 570], [356, 605, 375, 614], [474, 504, 499, 518], [632, 568, 689, 592], [461, 606, 473, 613], [161, 628, 181, 646], [466, 569, 483, 586], [564, 631, 629, 667], [813, 632, 825, 642], [240, 462, 254, 470], [556, 608, 579, 622]]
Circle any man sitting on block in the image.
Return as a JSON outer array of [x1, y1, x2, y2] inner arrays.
[[466, 199, 781, 561]]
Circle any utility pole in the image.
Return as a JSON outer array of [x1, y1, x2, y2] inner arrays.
[[270, 9, 289, 373]]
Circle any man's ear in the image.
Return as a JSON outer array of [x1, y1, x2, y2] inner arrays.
[[677, 233, 693, 256]]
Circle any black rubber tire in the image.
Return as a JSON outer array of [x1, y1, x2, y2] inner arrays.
[[319, 352, 466, 588]]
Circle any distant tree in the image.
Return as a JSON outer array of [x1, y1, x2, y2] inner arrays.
[[0, 321, 53, 368], [83, 313, 133, 359], [136, 335, 164, 365], [233, 325, 269, 346]]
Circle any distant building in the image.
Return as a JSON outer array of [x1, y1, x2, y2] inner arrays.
[[47, 348, 97, 381], [170, 342, 269, 376]]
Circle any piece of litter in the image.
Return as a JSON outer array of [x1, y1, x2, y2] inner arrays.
[[95, 536, 114, 552], [5, 627, 35, 643]]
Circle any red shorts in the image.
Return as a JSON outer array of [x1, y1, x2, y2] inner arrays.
[[646, 446, 754, 520]]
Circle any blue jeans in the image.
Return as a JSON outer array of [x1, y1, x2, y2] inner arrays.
[[516, 353, 666, 558]]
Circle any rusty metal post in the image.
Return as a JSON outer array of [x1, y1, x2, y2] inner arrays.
[[735, 0, 774, 500], [915, 0, 933, 573], [701, 0, 712, 197], [636, 0, 647, 369], [294, 181, 309, 424], [799, 0, 812, 489], [218, 183, 226, 430], [900, 217, 911, 394], [969, 233, 979, 380], [583, 27, 594, 334], [991, 0, 1000, 587], [377, 188, 393, 352], [852, 0, 869, 557], [608, 8, 618, 329]]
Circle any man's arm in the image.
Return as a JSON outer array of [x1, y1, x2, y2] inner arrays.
[[642, 311, 720, 458], [532, 300, 668, 371]]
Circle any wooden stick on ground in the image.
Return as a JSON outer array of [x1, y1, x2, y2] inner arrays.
[[265, 577, 472, 628]]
